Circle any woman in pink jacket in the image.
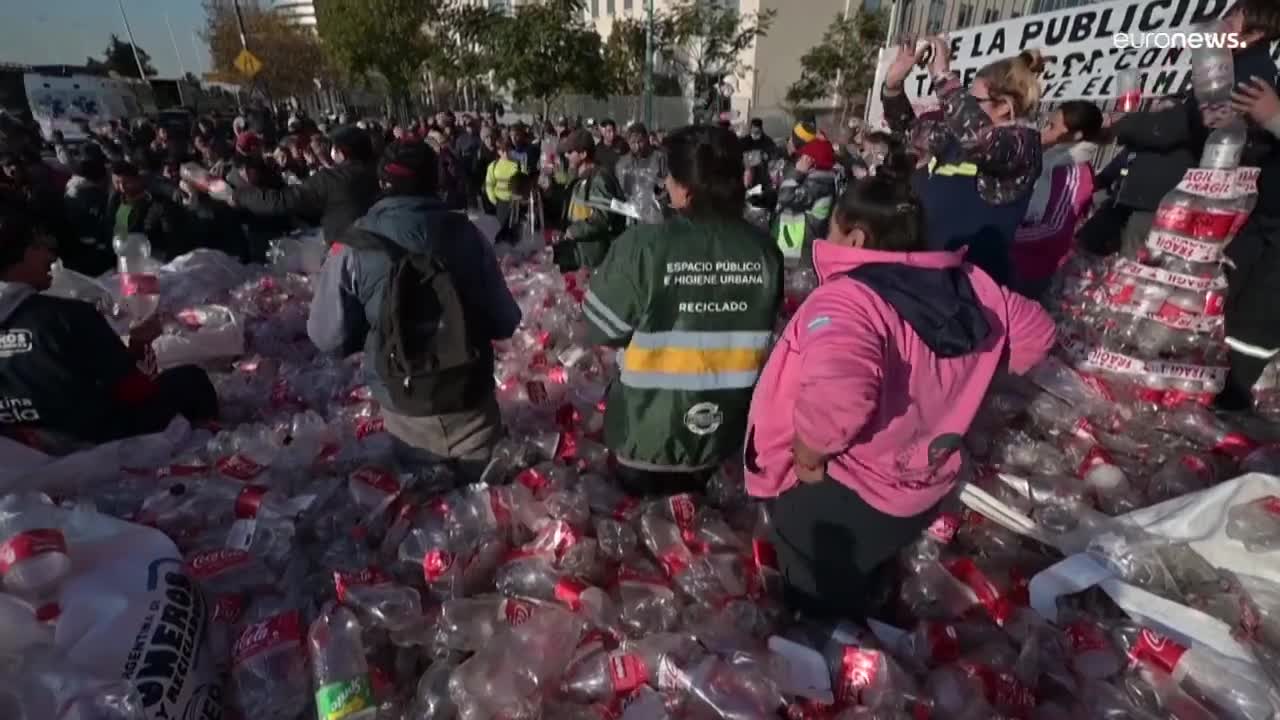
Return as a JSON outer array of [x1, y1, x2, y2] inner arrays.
[[743, 146, 1056, 618]]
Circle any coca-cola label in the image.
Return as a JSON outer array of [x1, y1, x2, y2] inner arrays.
[[526, 380, 550, 405], [234, 485, 268, 519], [944, 558, 1013, 625], [351, 466, 400, 496], [960, 662, 1036, 714], [926, 622, 962, 663], [500, 597, 536, 626], [354, 415, 384, 438], [333, 567, 392, 603], [176, 309, 205, 329], [1129, 628, 1188, 674], [121, 273, 160, 297], [1065, 620, 1110, 656], [554, 577, 589, 611], [1173, 168, 1241, 200], [422, 549, 455, 582], [0, 528, 67, 575], [926, 512, 961, 544], [232, 610, 302, 669], [1076, 444, 1114, 479], [835, 647, 880, 706], [186, 548, 251, 579], [216, 454, 266, 481], [608, 653, 651, 695], [751, 538, 779, 570], [488, 488, 513, 527], [1254, 496, 1280, 517], [515, 467, 549, 494], [212, 594, 246, 624], [1146, 230, 1224, 263]]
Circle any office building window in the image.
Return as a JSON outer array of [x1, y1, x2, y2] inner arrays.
[[624, 0, 632, 9], [983, 7, 999, 22], [864, 0, 881, 10], [607, 0, 615, 13], [926, 0, 945, 33], [592, 0, 599, 17], [956, 3, 973, 27]]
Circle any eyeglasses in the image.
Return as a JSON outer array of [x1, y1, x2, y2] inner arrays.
[[971, 95, 995, 105]]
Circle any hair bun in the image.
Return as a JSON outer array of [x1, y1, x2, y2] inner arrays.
[[872, 140, 915, 187], [1019, 49, 1048, 76]]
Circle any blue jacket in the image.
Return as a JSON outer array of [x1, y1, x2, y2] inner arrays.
[[307, 195, 522, 409]]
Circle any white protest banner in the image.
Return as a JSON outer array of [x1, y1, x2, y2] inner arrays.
[[865, 0, 1280, 128]]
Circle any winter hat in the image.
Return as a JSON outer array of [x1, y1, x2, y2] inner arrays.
[[234, 131, 262, 157], [797, 139, 836, 171], [378, 139, 437, 195], [791, 120, 817, 149]]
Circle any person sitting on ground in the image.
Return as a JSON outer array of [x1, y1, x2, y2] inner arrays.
[[307, 142, 521, 480], [232, 125, 379, 244], [1013, 100, 1103, 298], [0, 204, 217, 454], [743, 143, 1055, 619]]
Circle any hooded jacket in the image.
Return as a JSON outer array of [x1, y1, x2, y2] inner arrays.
[[307, 195, 521, 412], [0, 282, 156, 447], [744, 240, 1055, 517]]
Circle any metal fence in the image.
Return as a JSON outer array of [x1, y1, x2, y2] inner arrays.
[[509, 94, 696, 129]]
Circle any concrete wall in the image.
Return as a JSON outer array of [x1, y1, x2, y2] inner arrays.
[[740, 0, 847, 134]]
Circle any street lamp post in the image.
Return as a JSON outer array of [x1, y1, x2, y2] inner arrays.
[[643, 0, 655, 128]]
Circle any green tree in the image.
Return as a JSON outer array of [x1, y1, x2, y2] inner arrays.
[[87, 34, 157, 78], [424, 2, 505, 110], [202, 0, 330, 98], [667, 1, 774, 116], [316, 0, 435, 112], [602, 16, 679, 97], [495, 0, 608, 116], [786, 9, 887, 122]]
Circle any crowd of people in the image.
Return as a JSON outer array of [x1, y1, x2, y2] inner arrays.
[[1, 0, 1279, 615]]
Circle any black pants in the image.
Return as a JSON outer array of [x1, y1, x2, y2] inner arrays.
[[1220, 216, 1280, 410], [615, 465, 711, 498], [771, 478, 938, 620], [116, 365, 220, 439]]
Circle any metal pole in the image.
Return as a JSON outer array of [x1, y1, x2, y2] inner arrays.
[[643, 0, 654, 128], [233, 0, 250, 50], [165, 13, 188, 106], [116, 0, 152, 85]]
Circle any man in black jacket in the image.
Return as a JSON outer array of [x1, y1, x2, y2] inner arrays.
[[105, 161, 187, 260], [232, 125, 378, 244], [0, 204, 217, 454]]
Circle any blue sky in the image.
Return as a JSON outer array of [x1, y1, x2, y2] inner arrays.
[[1, 0, 209, 77]]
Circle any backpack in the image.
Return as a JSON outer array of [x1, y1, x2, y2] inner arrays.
[[346, 221, 492, 416]]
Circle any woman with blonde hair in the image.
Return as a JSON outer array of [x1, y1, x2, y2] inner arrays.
[[881, 37, 1045, 287]]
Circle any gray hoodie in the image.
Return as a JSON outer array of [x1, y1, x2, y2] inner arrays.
[[307, 195, 522, 409]]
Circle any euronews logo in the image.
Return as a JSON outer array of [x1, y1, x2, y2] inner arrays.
[[1113, 31, 1246, 50]]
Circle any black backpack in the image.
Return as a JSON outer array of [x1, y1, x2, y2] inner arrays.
[[345, 220, 492, 416]]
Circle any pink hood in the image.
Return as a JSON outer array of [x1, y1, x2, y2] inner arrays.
[[744, 240, 1055, 517]]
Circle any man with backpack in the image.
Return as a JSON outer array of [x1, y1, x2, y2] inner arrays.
[[307, 142, 522, 479]]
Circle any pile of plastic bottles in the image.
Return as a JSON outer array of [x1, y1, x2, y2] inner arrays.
[[5, 223, 1280, 720], [1050, 127, 1257, 410]]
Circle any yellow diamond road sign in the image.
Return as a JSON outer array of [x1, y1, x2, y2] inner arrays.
[[234, 49, 263, 78]]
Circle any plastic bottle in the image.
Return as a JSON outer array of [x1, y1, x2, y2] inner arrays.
[[1201, 122, 1248, 170], [1191, 30, 1235, 106], [113, 231, 159, 323], [1120, 626, 1279, 720], [1161, 403, 1258, 459], [560, 633, 700, 703], [0, 502, 72, 622], [1225, 496, 1280, 551], [308, 602, 377, 720]]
